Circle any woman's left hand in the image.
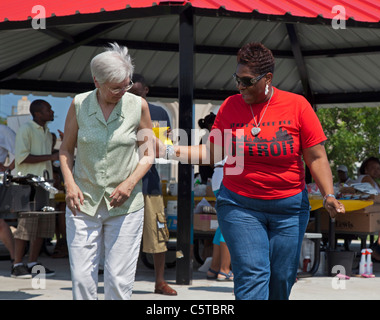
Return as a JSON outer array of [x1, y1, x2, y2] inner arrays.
[[110, 178, 135, 207], [324, 197, 345, 219]]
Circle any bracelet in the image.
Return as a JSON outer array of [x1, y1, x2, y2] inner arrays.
[[323, 193, 336, 207], [166, 144, 175, 160]]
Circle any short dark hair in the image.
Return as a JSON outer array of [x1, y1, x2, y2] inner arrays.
[[359, 157, 380, 174], [132, 73, 147, 87], [237, 42, 275, 75], [29, 99, 49, 117]]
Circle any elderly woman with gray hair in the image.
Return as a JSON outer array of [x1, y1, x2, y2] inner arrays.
[[60, 43, 154, 300]]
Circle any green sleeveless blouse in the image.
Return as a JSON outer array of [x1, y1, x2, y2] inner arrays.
[[73, 89, 144, 216]]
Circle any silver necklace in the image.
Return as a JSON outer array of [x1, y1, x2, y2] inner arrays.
[[249, 88, 274, 136]]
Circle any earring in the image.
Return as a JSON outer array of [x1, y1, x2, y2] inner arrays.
[[265, 84, 269, 95]]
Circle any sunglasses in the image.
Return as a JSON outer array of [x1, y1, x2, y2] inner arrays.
[[232, 73, 266, 88]]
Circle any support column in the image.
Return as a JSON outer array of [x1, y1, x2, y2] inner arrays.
[[286, 23, 314, 183], [176, 5, 194, 285]]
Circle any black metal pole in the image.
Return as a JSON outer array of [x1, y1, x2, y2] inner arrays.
[[329, 217, 336, 250], [176, 5, 194, 285]]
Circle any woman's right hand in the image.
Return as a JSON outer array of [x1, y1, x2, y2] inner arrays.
[[65, 183, 84, 216], [324, 197, 345, 219]]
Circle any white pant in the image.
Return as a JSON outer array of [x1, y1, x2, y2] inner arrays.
[[66, 200, 144, 300]]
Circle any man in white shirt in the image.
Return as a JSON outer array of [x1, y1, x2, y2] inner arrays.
[[12, 100, 58, 279]]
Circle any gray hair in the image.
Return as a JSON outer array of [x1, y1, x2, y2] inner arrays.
[[90, 42, 134, 84]]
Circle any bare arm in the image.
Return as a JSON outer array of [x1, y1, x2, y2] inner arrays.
[[360, 175, 377, 187], [20, 152, 59, 164], [172, 138, 224, 166], [303, 143, 345, 218], [109, 98, 155, 207], [59, 100, 84, 215]]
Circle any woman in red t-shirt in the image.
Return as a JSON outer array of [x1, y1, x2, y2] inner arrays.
[[167, 43, 344, 300]]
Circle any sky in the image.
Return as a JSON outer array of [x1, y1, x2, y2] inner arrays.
[[0, 93, 72, 136]]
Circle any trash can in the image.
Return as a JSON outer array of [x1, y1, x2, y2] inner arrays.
[[326, 250, 355, 276]]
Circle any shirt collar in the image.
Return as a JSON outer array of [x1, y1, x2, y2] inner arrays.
[[88, 89, 125, 121], [31, 120, 47, 131]]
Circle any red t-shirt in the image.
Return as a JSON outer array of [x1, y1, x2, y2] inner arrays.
[[210, 87, 326, 199]]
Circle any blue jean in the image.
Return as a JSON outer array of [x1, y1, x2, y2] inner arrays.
[[212, 189, 225, 245], [216, 184, 310, 300]]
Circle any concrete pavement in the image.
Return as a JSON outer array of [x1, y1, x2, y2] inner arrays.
[[0, 241, 380, 300]]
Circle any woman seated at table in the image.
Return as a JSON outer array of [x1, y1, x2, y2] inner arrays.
[[357, 157, 380, 260]]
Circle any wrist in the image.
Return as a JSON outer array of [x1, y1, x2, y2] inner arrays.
[[323, 193, 336, 207], [166, 144, 175, 160]]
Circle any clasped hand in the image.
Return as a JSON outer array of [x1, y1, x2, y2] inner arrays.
[[66, 179, 135, 215]]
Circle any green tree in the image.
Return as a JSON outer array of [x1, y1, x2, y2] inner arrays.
[[316, 106, 380, 181]]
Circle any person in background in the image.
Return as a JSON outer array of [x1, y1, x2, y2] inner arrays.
[[60, 43, 154, 300], [356, 157, 380, 192], [51, 132, 68, 258], [197, 112, 217, 261], [356, 157, 380, 260], [198, 112, 216, 184], [335, 165, 352, 187], [129, 74, 177, 296], [197, 113, 233, 281], [166, 42, 345, 300], [0, 124, 15, 173], [0, 124, 16, 267], [12, 100, 58, 279], [206, 158, 233, 281]]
